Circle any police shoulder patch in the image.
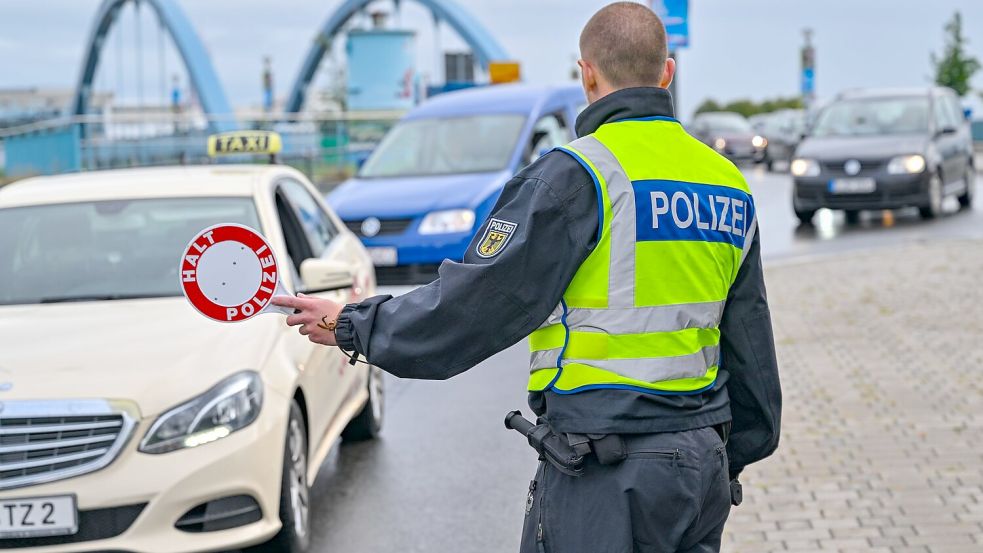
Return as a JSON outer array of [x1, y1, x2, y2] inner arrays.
[[475, 218, 518, 259]]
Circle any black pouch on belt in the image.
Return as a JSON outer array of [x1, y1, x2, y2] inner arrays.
[[566, 433, 628, 465]]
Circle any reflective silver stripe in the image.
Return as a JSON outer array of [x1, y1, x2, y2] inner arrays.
[[565, 301, 725, 334], [740, 215, 757, 266], [537, 302, 564, 329], [530, 348, 563, 371], [565, 345, 719, 383], [566, 135, 636, 309]]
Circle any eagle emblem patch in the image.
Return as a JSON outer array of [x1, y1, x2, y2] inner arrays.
[[475, 218, 518, 258]]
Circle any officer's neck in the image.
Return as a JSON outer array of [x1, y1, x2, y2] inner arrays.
[[575, 87, 676, 138]]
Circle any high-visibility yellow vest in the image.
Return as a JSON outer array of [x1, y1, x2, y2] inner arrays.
[[528, 116, 757, 394]]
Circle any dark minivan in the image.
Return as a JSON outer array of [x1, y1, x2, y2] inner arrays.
[[791, 87, 975, 224]]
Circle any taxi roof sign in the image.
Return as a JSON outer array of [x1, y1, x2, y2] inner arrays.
[[207, 131, 282, 158]]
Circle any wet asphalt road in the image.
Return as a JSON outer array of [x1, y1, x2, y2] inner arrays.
[[294, 168, 983, 553]]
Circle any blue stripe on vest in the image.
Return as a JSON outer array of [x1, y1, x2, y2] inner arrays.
[[633, 180, 755, 249]]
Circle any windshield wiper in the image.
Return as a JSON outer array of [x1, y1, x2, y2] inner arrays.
[[38, 293, 174, 304]]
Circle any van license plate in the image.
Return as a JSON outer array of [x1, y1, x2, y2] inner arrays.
[[0, 495, 78, 539], [367, 247, 398, 267]]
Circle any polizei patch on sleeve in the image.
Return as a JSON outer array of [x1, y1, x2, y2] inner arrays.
[[475, 218, 518, 258]]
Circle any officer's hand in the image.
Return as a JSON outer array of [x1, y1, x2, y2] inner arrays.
[[272, 294, 343, 347]]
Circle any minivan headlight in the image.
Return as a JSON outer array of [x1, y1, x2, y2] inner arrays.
[[791, 158, 820, 177], [418, 209, 476, 235], [887, 154, 926, 174], [140, 371, 263, 454]]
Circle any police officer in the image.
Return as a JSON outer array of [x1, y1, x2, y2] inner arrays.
[[272, 3, 781, 551]]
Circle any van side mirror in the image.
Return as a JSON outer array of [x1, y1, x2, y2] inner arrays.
[[299, 258, 354, 293]]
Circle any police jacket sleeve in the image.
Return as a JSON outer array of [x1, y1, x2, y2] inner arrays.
[[719, 231, 782, 480], [333, 151, 598, 380]]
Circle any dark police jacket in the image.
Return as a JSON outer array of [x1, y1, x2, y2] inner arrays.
[[335, 87, 782, 478]]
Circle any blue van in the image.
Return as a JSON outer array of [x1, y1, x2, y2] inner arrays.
[[328, 84, 585, 284]]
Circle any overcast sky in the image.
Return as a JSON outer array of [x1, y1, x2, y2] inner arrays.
[[1, 0, 982, 118]]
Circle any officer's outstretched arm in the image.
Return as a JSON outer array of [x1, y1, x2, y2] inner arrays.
[[334, 152, 598, 380]]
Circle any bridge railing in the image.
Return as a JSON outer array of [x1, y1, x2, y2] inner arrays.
[[1, 110, 405, 188]]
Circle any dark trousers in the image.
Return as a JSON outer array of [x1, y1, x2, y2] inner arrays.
[[519, 426, 731, 553]]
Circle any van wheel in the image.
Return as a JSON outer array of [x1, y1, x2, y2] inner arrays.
[[958, 165, 975, 209], [795, 209, 816, 225], [342, 366, 384, 442], [252, 402, 310, 553], [844, 210, 861, 225]]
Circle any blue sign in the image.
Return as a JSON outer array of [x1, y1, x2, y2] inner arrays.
[[801, 67, 815, 96], [651, 0, 689, 49]]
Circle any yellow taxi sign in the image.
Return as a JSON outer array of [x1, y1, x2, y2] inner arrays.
[[489, 61, 521, 84], [207, 131, 282, 157]]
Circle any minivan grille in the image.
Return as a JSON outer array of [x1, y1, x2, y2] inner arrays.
[[344, 218, 414, 237], [0, 402, 135, 490]]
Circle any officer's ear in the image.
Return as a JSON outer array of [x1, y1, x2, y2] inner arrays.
[[659, 58, 676, 89], [578, 59, 599, 102]]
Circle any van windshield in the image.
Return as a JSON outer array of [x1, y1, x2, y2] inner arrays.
[[359, 114, 527, 178], [812, 96, 930, 137]]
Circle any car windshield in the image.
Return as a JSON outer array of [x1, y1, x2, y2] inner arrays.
[[698, 113, 752, 133], [0, 197, 260, 306], [358, 114, 527, 177], [812, 96, 930, 137]]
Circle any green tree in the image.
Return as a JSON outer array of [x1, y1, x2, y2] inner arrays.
[[694, 99, 721, 114], [694, 97, 803, 117], [932, 11, 980, 96]]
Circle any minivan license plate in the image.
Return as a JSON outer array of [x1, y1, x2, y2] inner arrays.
[[829, 177, 876, 194], [367, 247, 397, 267], [0, 495, 77, 539]]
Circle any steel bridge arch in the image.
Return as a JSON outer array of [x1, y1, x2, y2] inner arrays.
[[285, 0, 508, 113], [72, 0, 235, 132]]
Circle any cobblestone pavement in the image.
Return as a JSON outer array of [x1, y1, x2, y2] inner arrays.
[[723, 239, 983, 553]]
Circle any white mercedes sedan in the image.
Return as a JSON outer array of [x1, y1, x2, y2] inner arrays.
[[0, 163, 383, 552]]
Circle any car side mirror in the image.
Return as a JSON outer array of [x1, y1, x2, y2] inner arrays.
[[299, 258, 354, 293]]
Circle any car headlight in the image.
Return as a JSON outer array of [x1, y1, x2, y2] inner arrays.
[[887, 154, 926, 175], [752, 135, 767, 148], [418, 209, 476, 235], [139, 371, 263, 454], [790, 158, 821, 177], [713, 138, 727, 151]]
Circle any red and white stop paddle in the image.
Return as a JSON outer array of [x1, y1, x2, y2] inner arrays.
[[179, 223, 293, 322]]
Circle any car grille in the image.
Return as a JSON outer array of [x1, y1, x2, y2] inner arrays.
[[344, 218, 414, 237], [0, 401, 136, 490], [821, 159, 886, 176]]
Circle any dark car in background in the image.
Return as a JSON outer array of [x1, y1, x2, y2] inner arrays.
[[750, 109, 806, 171], [689, 111, 766, 164], [791, 87, 975, 224]]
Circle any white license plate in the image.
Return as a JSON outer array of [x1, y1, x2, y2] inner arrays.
[[829, 177, 876, 194], [367, 247, 398, 267], [0, 495, 77, 539]]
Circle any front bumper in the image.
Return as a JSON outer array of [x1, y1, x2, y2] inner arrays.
[[793, 172, 931, 211], [0, 391, 290, 553]]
